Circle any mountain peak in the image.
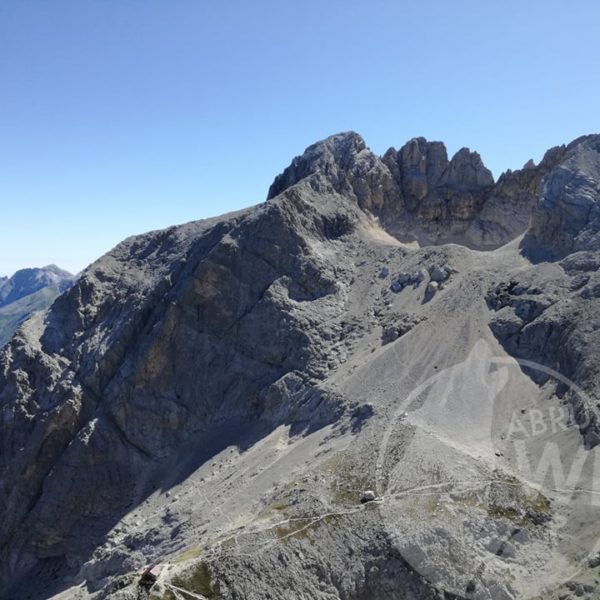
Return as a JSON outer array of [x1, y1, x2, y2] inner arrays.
[[0, 265, 73, 305], [267, 132, 517, 249], [268, 133, 497, 205], [0, 264, 75, 347], [267, 131, 368, 200]]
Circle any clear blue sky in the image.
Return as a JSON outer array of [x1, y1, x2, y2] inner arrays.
[[1, 0, 598, 275]]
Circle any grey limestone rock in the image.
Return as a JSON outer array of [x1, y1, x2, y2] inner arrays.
[[529, 135, 600, 257], [429, 265, 450, 283], [268, 131, 563, 251]]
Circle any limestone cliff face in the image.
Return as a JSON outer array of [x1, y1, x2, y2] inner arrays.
[[268, 131, 565, 249], [1, 131, 600, 600], [528, 135, 600, 257], [473, 145, 565, 249]]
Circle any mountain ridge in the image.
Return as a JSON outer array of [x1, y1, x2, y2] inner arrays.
[[267, 131, 570, 251]]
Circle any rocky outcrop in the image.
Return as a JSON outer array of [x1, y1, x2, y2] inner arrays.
[[268, 132, 561, 249], [487, 252, 600, 449], [528, 135, 600, 257], [268, 132, 398, 214], [470, 144, 566, 249], [379, 139, 495, 245]]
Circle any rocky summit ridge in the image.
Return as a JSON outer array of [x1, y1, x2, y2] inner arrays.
[[268, 131, 573, 250], [1, 132, 600, 600]]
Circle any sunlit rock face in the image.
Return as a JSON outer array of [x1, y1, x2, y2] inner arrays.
[[268, 131, 568, 249]]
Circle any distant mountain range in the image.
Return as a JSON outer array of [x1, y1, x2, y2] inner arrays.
[[0, 265, 75, 347]]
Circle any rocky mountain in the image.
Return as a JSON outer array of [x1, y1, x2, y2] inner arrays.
[[1, 133, 600, 600], [267, 132, 565, 249], [0, 265, 75, 347]]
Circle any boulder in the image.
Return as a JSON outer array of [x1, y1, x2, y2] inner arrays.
[[414, 269, 428, 283], [426, 281, 439, 296], [390, 280, 403, 293], [360, 490, 376, 503], [429, 265, 449, 283], [381, 325, 399, 344], [390, 272, 412, 293]]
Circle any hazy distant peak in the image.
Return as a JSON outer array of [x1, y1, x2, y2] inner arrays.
[[0, 265, 74, 308]]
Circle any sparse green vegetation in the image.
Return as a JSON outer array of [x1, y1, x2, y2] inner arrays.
[[171, 561, 220, 600], [486, 470, 552, 526], [257, 497, 291, 520], [150, 592, 176, 600], [219, 536, 236, 550], [487, 503, 523, 523], [273, 518, 313, 539], [270, 500, 289, 513], [524, 490, 551, 514], [172, 544, 203, 564], [273, 513, 341, 541], [325, 455, 373, 505]]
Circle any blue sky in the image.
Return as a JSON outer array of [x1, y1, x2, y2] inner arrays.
[[1, 0, 598, 275]]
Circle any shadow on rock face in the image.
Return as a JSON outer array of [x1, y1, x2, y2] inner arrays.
[[518, 232, 558, 263], [0, 191, 368, 599]]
